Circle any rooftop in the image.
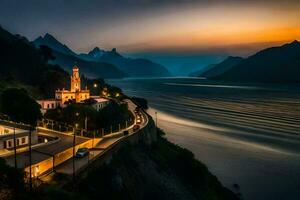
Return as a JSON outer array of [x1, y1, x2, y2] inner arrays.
[[90, 96, 110, 103], [0, 125, 26, 137]]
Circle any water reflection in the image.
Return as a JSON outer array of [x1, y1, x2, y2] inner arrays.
[[108, 78, 300, 200]]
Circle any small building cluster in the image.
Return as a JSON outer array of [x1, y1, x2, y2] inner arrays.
[[38, 65, 110, 114], [0, 125, 38, 150]]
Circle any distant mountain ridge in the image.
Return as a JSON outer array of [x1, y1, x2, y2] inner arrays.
[[79, 47, 171, 77], [0, 26, 70, 98], [34, 34, 171, 78], [34, 34, 126, 79], [78, 47, 106, 61], [48, 49, 127, 79], [213, 41, 300, 83], [34, 33, 77, 56], [201, 56, 244, 78], [189, 64, 217, 77]]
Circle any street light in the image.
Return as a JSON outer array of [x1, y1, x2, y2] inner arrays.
[[155, 111, 158, 127], [13, 127, 17, 169], [73, 112, 79, 183], [72, 126, 76, 184], [155, 111, 158, 136], [28, 126, 32, 193]]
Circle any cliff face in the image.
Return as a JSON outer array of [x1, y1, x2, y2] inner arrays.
[[9, 118, 238, 200], [73, 128, 238, 200]]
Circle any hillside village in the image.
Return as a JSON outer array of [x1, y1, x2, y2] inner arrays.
[[37, 65, 110, 114]]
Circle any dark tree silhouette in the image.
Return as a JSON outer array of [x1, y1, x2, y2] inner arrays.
[[1, 88, 41, 126]]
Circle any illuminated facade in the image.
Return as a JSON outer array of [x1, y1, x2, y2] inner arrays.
[[38, 65, 109, 114], [55, 66, 90, 105], [38, 65, 90, 113]]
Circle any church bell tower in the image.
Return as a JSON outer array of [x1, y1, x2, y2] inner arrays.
[[71, 65, 81, 92]]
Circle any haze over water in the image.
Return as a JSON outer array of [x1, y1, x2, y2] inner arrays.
[[108, 78, 300, 200]]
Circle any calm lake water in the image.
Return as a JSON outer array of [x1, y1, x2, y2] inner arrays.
[[108, 77, 300, 200]]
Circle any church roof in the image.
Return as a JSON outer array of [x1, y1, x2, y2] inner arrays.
[[73, 65, 79, 70]]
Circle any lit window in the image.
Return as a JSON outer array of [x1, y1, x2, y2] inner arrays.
[[6, 140, 13, 148]]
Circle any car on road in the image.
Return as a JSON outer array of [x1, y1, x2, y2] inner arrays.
[[133, 125, 140, 131], [123, 130, 129, 136], [75, 148, 89, 158], [136, 117, 142, 124], [134, 107, 140, 113]]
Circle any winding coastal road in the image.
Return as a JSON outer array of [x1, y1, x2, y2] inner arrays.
[[43, 99, 149, 177]]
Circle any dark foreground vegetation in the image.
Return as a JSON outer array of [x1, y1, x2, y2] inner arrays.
[[0, 129, 238, 200], [131, 97, 149, 109], [74, 130, 238, 200], [44, 101, 134, 135], [0, 88, 42, 126]]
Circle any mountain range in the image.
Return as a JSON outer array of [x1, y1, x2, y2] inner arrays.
[[33, 34, 170, 78], [189, 64, 217, 77], [0, 26, 69, 98], [191, 41, 300, 83], [2, 26, 299, 84], [214, 41, 300, 83], [82, 47, 171, 77], [190, 56, 243, 78]]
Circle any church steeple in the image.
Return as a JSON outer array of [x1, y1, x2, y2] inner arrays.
[[71, 65, 81, 92]]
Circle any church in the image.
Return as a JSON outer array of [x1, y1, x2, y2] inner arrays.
[[38, 65, 109, 114], [55, 65, 90, 105]]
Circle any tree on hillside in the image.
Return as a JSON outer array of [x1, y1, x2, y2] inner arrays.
[[45, 104, 98, 131], [97, 102, 133, 128], [131, 97, 148, 109], [39, 64, 70, 98], [1, 88, 41, 126], [81, 76, 105, 96]]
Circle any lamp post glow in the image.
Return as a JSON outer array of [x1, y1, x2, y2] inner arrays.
[[13, 127, 17, 169], [155, 111, 158, 127], [73, 111, 79, 184], [29, 126, 32, 192], [72, 124, 77, 184], [155, 111, 158, 136]]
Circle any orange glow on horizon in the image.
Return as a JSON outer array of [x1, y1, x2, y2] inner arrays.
[[134, 27, 300, 51], [68, 1, 300, 55]]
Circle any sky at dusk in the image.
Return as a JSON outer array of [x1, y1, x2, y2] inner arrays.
[[1, 0, 300, 57]]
